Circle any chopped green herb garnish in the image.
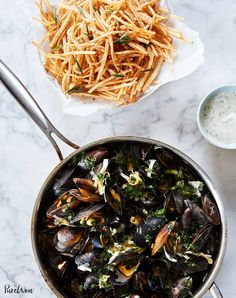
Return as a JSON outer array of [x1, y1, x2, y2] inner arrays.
[[112, 73, 125, 78], [114, 34, 131, 45], [54, 217, 69, 226], [142, 68, 152, 72], [123, 182, 146, 201], [172, 180, 203, 202], [85, 25, 93, 40], [181, 232, 192, 249], [114, 150, 139, 169], [52, 7, 60, 25], [107, 8, 117, 14], [97, 172, 110, 184], [51, 44, 63, 52], [83, 154, 96, 170], [63, 205, 75, 220], [75, 57, 83, 74], [165, 169, 183, 179], [152, 207, 166, 218], [77, 6, 83, 14], [66, 86, 83, 95], [98, 274, 111, 289], [144, 234, 153, 244]]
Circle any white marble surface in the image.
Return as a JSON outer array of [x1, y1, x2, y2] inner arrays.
[[0, 0, 236, 297]]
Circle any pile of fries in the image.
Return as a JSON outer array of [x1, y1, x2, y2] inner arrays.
[[34, 0, 186, 104]]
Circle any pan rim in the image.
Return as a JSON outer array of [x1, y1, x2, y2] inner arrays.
[[31, 136, 227, 298]]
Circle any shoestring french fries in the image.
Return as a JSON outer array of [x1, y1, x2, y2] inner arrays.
[[34, 0, 186, 104]]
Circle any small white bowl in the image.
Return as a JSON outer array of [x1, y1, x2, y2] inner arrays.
[[197, 85, 236, 149]]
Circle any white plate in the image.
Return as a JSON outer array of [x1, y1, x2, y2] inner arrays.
[[33, 0, 204, 116]]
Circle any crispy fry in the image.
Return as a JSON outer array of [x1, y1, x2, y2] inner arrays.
[[34, 0, 185, 104]]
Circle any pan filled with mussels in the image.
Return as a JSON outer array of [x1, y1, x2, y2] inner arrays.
[[0, 61, 227, 298]]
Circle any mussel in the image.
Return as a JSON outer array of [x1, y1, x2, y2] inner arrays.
[[75, 251, 100, 272], [70, 204, 104, 224], [175, 255, 209, 274], [54, 227, 83, 252], [73, 178, 97, 191], [184, 199, 208, 227], [202, 194, 221, 225], [84, 274, 99, 291], [154, 147, 178, 169], [133, 216, 166, 247], [147, 262, 167, 292], [46, 189, 81, 219], [90, 226, 114, 249], [104, 185, 126, 216], [77, 148, 109, 171], [169, 276, 192, 298], [190, 224, 212, 251], [133, 271, 147, 294], [181, 208, 191, 232]]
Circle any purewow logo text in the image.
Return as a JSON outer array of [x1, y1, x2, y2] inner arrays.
[[4, 284, 34, 294]]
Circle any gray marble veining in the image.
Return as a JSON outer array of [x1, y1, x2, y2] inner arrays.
[[1, 0, 236, 297]]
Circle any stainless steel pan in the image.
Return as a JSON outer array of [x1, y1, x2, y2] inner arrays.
[[0, 60, 227, 298]]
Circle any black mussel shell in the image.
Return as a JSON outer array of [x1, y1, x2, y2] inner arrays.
[[52, 166, 76, 196], [154, 147, 178, 169], [48, 254, 69, 279], [169, 276, 192, 298], [84, 274, 99, 291], [133, 271, 147, 294], [190, 224, 212, 251], [70, 204, 104, 224], [105, 185, 126, 216], [184, 199, 208, 227], [75, 252, 100, 272], [175, 256, 209, 274], [133, 216, 166, 247]]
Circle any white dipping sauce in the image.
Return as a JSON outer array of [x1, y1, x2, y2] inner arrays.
[[202, 91, 236, 144]]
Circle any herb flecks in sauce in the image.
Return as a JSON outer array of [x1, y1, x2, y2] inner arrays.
[[202, 91, 236, 144]]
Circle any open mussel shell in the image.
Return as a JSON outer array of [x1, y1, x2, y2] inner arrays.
[[190, 224, 212, 252], [169, 276, 193, 298], [133, 271, 147, 294], [75, 251, 100, 272], [154, 147, 178, 169], [46, 189, 81, 219], [175, 255, 209, 274], [73, 178, 97, 191], [48, 254, 70, 279], [184, 199, 208, 227], [104, 185, 126, 216], [133, 216, 166, 247], [77, 148, 109, 171], [146, 261, 168, 292], [53, 179, 76, 197], [70, 204, 104, 224], [181, 208, 192, 232], [84, 274, 99, 291], [90, 226, 114, 249], [131, 143, 153, 161], [202, 194, 221, 225]]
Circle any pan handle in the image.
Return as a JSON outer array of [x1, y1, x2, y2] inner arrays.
[[0, 60, 79, 160], [209, 283, 223, 298]]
